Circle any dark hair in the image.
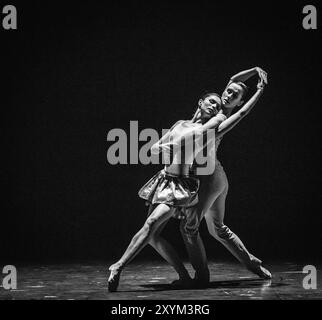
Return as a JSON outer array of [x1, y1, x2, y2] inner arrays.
[[199, 92, 223, 110], [192, 92, 222, 118], [200, 92, 221, 101]]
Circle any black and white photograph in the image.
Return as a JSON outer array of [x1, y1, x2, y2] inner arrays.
[[1, 0, 321, 316]]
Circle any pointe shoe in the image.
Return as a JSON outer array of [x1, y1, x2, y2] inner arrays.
[[107, 265, 122, 292], [251, 265, 272, 279]]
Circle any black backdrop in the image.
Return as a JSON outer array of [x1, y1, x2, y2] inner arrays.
[[1, 1, 321, 263]]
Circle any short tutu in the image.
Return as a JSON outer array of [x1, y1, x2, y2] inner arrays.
[[138, 170, 199, 208]]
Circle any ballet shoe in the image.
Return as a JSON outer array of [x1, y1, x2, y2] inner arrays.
[[107, 265, 122, 292], [251, 265, 272, 279]]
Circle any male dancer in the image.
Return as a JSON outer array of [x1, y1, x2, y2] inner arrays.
[[179, 67, 272, 285]]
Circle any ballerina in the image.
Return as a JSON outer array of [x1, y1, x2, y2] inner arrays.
[[107, 93, 227, 292]]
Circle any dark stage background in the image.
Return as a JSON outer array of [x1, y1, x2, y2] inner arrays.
[[1, 1, 321, 264]]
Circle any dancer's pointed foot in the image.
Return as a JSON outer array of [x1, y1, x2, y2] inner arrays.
[[249, 264, 272, 279], [248, 258, 272, 280], [108, 263, 122, 292]]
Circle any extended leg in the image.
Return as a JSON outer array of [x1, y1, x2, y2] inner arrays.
[[205, 189, 271, 279], [108, 204, 175, 291]]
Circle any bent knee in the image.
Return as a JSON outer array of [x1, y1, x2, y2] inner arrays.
[[142, 219, 156, 236], [145, 216, 158, 229]]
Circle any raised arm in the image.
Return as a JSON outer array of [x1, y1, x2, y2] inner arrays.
[[216, 77, 266, 138], [226, 66, 268, 87]]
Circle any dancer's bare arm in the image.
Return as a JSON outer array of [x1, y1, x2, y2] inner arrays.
[[200, 113, 227, 132], [226, 66, 268, 87], [151, 120, 183, 154], [216, 77, 266, 138]]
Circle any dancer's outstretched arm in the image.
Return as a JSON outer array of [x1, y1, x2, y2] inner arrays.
[[151, 115, 226, 156], [151, 120, 183, 154], [174, 113, 226, 151], [199, 113, 227, 132], [216, 77, 266, 138]]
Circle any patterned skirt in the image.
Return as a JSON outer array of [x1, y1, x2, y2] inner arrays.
[[138, 169, 200, 208]]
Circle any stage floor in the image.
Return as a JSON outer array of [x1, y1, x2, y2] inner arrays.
[[0, 260, 321, 300]]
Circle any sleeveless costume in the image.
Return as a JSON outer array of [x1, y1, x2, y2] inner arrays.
[[138, 118, 226, 210]]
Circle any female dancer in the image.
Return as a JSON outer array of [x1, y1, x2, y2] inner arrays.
[[108, 93, 226, 292], [180, 67, 272, 286]]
